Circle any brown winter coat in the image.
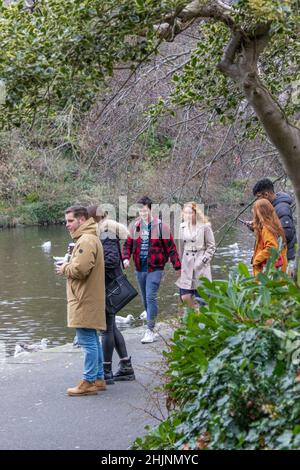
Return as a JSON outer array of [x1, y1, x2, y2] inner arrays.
[[176, 222, 216, 289], [61, 218, 106, 330]]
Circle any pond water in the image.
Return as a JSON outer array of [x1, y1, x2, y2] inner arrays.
[[0, 224, 253, 356]]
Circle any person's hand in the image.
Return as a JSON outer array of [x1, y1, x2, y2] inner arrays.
[[55, 263, 66, 276], [245, 220, 254, 231], [123, 259, 130, 269], [287, 260, 295, 278], [176, 269, 181, 278]]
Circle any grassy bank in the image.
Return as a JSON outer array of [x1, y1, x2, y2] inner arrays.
[[0, 123, 110, 227], [0, 115, 283, 229]]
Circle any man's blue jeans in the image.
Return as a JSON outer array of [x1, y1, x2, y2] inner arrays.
[[135, 270, 164, 330], [76, 328, 104, 382]]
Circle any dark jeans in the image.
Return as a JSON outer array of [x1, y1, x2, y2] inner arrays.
[[135, 270, 164, 330], [100, 312, 128, 363]]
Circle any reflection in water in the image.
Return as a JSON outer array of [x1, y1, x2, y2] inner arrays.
[[0, 225, 253, 356]]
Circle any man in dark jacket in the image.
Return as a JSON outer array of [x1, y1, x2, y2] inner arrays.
[[252, 178, 297, 261], [123, 196, 181, 344]]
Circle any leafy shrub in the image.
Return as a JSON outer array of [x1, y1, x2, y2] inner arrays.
[[172, 328, 300, 450], [139, 124, 174, 161], [134, 258, 300, 450], [16, 200, 71, 225], [24, 192, 40, 203]]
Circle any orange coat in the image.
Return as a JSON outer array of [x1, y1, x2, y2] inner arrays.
[[252, 227, 287, 277]]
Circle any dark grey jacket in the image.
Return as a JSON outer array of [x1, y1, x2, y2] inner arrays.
[[272, 192, 297, 260]]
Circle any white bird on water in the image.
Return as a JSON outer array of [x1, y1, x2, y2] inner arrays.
[[14, 344, 29, 357], [115, 314, 135, 325], [41, 241, 52, 252], [14, 338, 49, 357]]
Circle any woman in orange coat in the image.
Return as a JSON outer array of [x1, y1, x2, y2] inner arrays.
[[252, 198, 287, 276]]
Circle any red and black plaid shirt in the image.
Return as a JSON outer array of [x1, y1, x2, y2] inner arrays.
[[122, 218, 181, 272]]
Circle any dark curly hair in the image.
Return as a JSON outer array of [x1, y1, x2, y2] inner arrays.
[[252, 178, 274, 196]]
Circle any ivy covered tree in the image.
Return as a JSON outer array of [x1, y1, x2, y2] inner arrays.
[[0, 0, 299, 258]]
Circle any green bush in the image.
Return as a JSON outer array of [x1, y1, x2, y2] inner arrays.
[[171, 328, 300, 450], [24, 192, 40, 203], [16, 200, 71, 225], [134, 256, 300, 450], [140, 124, 174, 161]]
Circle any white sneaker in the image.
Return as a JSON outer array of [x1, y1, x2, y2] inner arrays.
[[152, 329, 160, 339], [141, 329, 156, 344]]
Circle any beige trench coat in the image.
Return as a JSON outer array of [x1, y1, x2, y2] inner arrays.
[[176, 222, 216, 289], [62, 218, 106, 330]]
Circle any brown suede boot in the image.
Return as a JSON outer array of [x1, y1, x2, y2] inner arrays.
[[67, 379, 98, 396], [94, 379, 107, 391]]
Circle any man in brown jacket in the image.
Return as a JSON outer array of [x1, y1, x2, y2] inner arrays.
[[56, 205, 106, 396]]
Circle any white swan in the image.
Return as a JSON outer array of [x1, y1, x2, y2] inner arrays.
[[139, 310, 147, 321], [115, 314, 135, 325]]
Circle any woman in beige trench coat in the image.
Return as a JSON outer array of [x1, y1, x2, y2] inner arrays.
[[176, 202, 216, 308]]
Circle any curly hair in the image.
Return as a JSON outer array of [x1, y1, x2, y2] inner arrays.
[[252, 178, 274, 196]]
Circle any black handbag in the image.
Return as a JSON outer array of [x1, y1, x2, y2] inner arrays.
[[105, 237, 138, 315]]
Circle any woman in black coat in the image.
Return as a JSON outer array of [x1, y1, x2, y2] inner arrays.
[[87, 206, 135, 384]]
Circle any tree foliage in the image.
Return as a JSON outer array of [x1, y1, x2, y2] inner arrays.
[[0, 0, 175, 127], [0, 1, 298, 128], [155, 0, 299, 133]]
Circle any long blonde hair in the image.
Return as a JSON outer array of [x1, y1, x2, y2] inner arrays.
[[182, 201, 210, 225]]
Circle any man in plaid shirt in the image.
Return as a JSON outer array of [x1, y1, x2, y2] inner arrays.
[[123, 196, 181, 343]]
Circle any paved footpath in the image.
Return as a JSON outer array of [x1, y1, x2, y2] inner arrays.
[[0, 325, 171, 450]]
